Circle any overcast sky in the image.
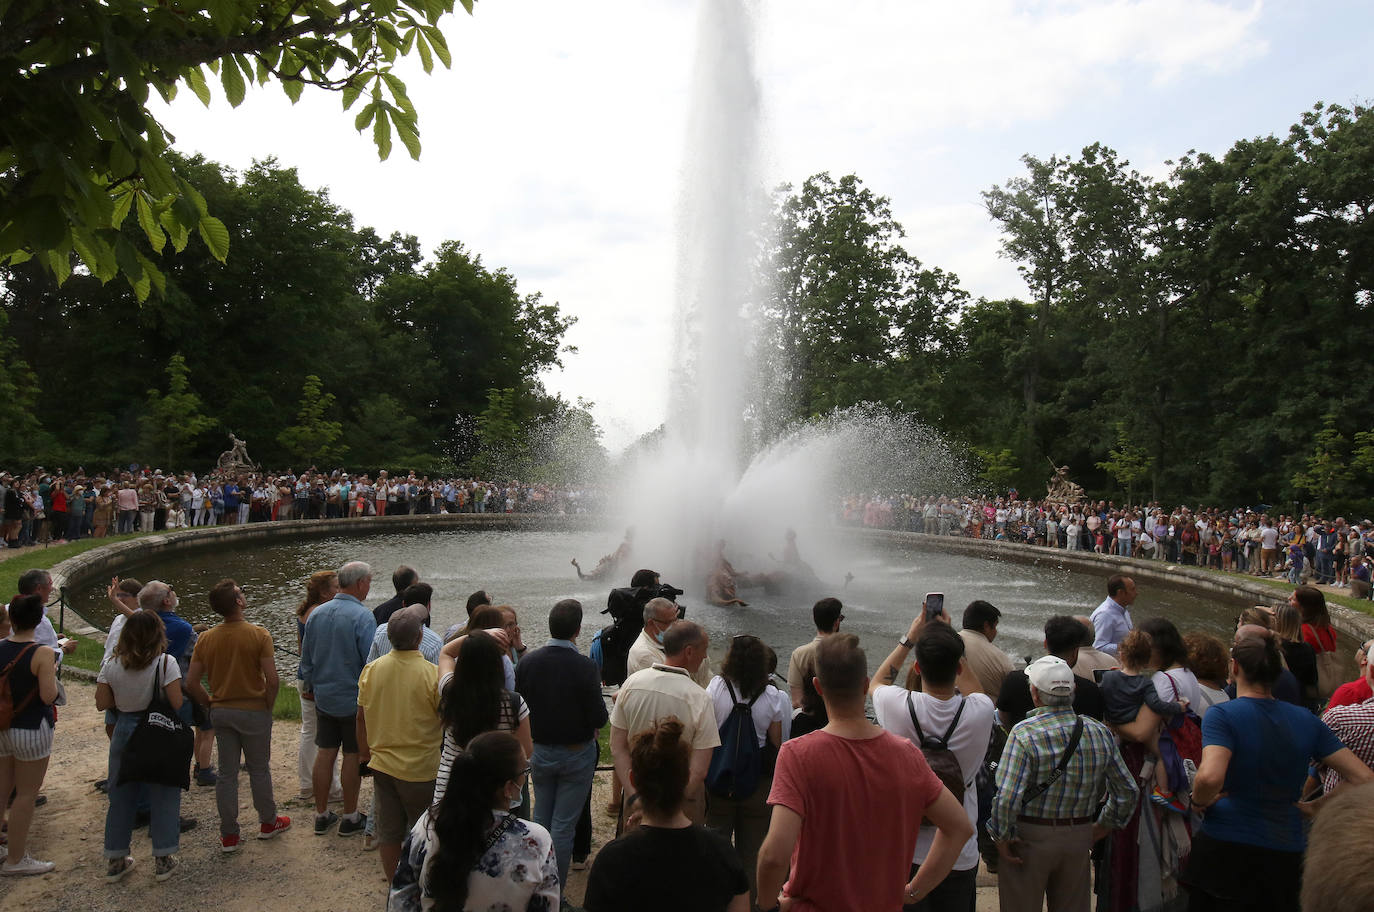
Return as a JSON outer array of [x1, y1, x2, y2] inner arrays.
[[152, 0, 1372, 451]]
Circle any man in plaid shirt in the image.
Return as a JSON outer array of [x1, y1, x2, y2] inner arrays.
[[988, 656, 1137, 912], [1320, 656, 1374, 792]]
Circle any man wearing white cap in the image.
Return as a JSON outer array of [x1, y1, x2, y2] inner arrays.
[[988, 656, 1137, 912]]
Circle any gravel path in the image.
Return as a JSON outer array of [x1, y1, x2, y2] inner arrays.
[[1, 679, 614, 910]]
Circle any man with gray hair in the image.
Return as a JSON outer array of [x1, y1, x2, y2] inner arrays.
[[625, 596, 710, 686], [298, 560, 376, 837], [988, 655, 1136, 912], [610, 620, 719, 824], [357, 606, 442, 880]]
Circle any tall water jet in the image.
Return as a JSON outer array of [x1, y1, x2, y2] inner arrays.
[[624, 0, 767, 576], [608, 1, 967, 593]]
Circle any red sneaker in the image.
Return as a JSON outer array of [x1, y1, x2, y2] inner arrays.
[[220, 834, 241, 854], [258, 816, 292, 840]]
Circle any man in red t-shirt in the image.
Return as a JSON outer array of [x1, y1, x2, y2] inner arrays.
[[757, 634, 972, 912]]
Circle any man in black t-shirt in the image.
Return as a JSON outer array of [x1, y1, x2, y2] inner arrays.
[[997, 615, 1106, 728]]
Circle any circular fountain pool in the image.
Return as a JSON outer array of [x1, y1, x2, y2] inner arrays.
[[65, 527, 1263, 673]]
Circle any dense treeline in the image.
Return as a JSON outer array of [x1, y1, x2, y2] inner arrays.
[[0, 154, 588, 477], [756, 102, 1374, 513], [3, 103, 1373, 508]]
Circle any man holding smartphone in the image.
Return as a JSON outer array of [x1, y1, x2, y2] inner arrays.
[[869, 606, 995, 912]]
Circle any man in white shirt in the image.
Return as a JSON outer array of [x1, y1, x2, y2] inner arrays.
[[870, 614, 995, 912], [625, 597, 710, 687], [1259, 521, 1280, 575]]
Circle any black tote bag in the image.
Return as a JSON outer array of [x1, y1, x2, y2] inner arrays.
[[117, 658, 194, 790]]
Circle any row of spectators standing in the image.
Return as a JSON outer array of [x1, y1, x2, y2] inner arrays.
[[842, 494, 1374, 595], [0, 467, 604, 547], [9, 556, 1374, 910], [741, 574, 1374, 912]]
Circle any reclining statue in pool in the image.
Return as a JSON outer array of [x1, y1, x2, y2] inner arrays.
[[705, 539, 750, 607], [571, 527, 634, 582]]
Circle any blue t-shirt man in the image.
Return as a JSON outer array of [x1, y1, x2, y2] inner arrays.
[[160, 607, 196, 675], [222, 483, 240, 512], [1199, 696, 1344, 852], [160, 605, 198, 727], [298, 592, 375, 718]]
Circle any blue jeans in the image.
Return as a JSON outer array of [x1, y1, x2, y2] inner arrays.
[[1316, 551, 1334, 584], [105, 713, 182, 858], [531, 740, 598, 887]]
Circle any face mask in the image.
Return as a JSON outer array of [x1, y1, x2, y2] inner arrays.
[[508, 786, 522, 810], [654, 629, 665, 645]]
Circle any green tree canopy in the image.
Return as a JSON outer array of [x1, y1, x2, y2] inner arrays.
[[1, 0, 470, 298], [1, 155, 575, 473], [278, 375, 347, 468], [759, 172, 964, 432], [138, 353, 217, 469]]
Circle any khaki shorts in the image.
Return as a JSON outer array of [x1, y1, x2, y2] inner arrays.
[[372, 769, 435, 845]]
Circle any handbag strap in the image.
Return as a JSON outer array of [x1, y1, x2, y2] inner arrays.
[[146, 655, 165, 710], [2, 643, 41, 717], [1020, 715, 1084, 809], [481, 812, 517, 856], [1, 642, 39, 678]]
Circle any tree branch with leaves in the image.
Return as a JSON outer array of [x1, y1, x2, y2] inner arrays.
[[0, 0, 472, 300]]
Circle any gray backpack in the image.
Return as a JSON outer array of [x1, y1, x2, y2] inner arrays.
[[906, 693, 967, 824]]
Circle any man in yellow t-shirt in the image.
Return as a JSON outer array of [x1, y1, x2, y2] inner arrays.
[[357, 606, 442, 880], [187, 579, 289, 851]]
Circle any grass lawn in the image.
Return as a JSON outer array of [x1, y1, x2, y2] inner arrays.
[[0, 531, 165, 603], [1191, 565, 1374, 617]]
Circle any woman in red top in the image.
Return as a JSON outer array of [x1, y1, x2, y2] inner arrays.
[[1294, 586, 1342, 702]]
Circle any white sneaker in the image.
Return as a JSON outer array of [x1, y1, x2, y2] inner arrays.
[[3, 854, 56, 876]]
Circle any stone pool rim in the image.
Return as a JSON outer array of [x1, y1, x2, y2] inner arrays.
[[48, 515, 1374, 648]]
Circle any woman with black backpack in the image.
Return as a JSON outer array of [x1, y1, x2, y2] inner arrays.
[[703, 634, 788, 908]]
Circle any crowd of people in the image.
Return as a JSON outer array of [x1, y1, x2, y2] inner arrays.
[[2, 557, 1374, 912], [843, 493, 1374, 596], [0, 467, 603, 547]]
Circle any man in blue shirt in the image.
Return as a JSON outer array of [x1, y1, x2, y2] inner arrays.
[[515, 599, 608, 887], [299, 560, 376, 837], [221, 481, 240, 525], [1090, 575, 1136, 657]]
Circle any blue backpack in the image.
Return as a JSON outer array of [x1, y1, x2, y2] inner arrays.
[[706, 680, 764, 800]]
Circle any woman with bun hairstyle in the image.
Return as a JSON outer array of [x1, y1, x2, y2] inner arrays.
[[584, 718, 748, 912], [1183, 625, 1374, 911], [388, 730, 557, 912]]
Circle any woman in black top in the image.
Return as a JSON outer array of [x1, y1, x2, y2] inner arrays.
[[1273, 603, 1320, 712], [0, 593, 59, 875], [585, 718, 748, 912]]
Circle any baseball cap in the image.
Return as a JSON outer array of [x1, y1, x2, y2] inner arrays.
[[1027, 655, 1075, 697]]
